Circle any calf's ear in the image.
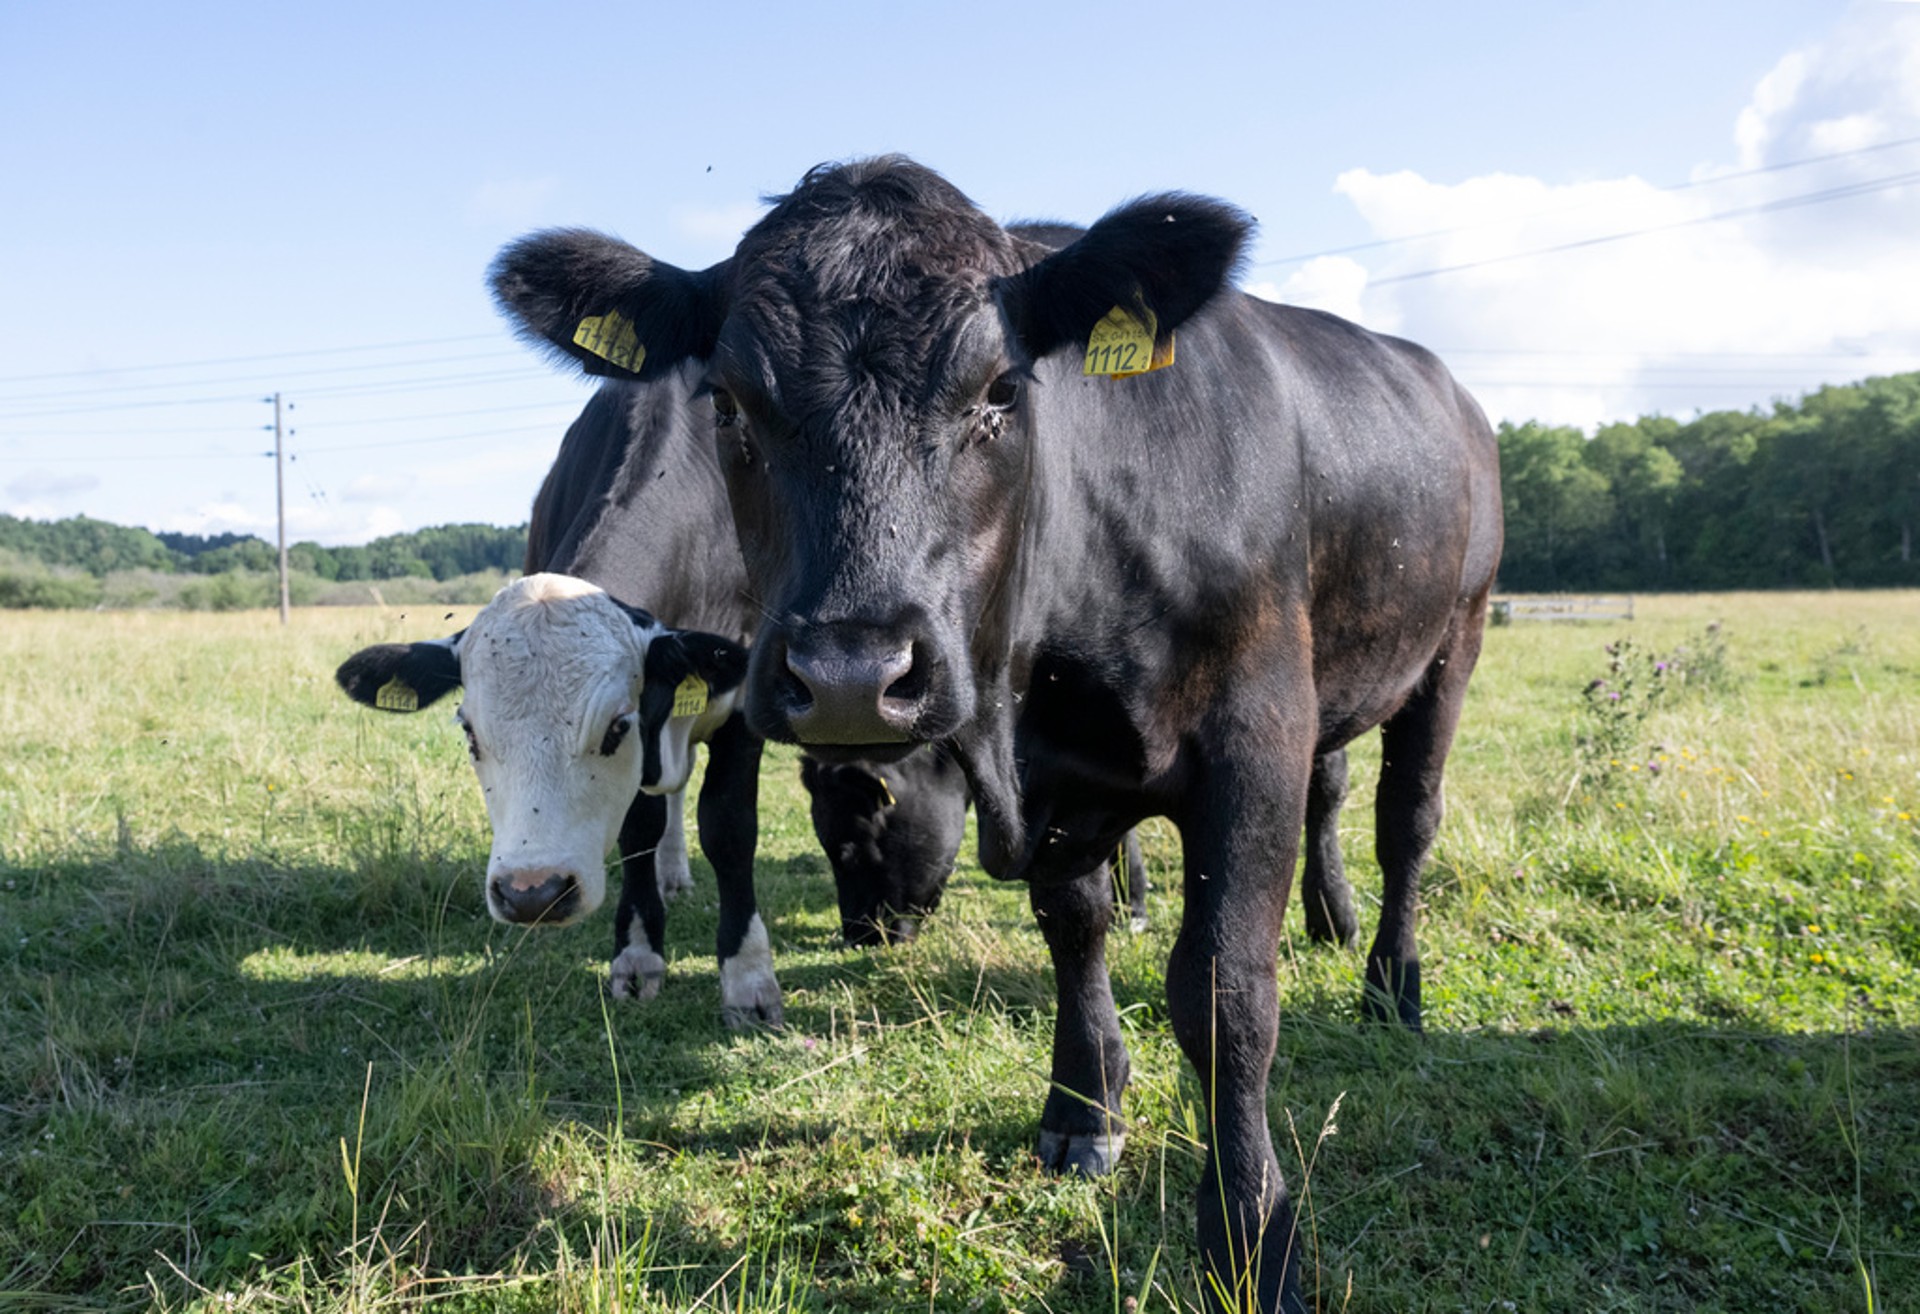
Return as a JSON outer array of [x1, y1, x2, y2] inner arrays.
[[490, 229, 729, 381], [335, 638, 462, 713], [999, 194, 1253, 363]]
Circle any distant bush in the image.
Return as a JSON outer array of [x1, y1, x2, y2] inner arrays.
[[0, 551, 104, 609]]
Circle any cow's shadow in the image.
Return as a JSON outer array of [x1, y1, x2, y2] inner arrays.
[[11, 840, 1916, 1312]]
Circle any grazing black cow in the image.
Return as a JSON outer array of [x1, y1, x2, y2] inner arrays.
[[490, 157, 1501, 1312], [803, 748, 1152, 945]]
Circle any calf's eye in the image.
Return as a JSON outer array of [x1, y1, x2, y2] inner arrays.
[[460, 719, 481, 761], [600, 714, 634, 757], [711, 388, 739, 426], [985, 373, 1020, 410]]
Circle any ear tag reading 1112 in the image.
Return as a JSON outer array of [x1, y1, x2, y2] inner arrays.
[[1083, 305, 1175, 378], [672, 676, 709, 719], [375, 677, 419, 712], [573, 309, 646, 372]]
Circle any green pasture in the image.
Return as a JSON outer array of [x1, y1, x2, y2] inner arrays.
[[2, 594, 1916, 1312]]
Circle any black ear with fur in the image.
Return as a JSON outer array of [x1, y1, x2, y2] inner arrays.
[[998, 194, 1254, 362], [657, 629, 750, 698], [489, 229, 730, 381], [335, 639, 462, 713]]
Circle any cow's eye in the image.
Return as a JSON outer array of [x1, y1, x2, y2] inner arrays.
[[711, 388, 739, 427], [599, 714, 635, 757], [459, 717, 480, 761], [985, 373, 1020, 411]]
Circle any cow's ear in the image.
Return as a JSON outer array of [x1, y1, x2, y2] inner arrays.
[[490, 228, 729, 381], [335, 637, 462, 713], [668, 629, 750, 697], [999, 194, 1253, 362]]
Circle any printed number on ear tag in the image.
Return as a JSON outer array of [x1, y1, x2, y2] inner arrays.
[[375, 677, 418, 712], [1083, 305, 1175, 378], [672, 676, 708, 718], [573, 309, 647, 372]]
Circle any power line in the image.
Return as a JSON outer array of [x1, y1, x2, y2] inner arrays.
[[0, 349, 527, 405], [0, 333, 502, 386], [1253, 132, 1920, 270], [1369, 167, 1920, 287]]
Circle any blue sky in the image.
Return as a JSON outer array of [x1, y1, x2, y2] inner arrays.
[[3, 0, 1917, 545]]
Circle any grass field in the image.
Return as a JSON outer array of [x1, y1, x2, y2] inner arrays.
[[2, 594, 1916, 1312]]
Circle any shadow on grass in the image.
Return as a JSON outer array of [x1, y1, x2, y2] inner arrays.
[[5, 840, 1916, 1310]]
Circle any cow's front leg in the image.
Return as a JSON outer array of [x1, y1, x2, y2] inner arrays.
[[1169, 742, 1311, 1314], [1033, 860, 1129, 1176], [700, 712, 780, 1028], [609, 790, 670, 1001], [656, 792, 693, 899], [1301, 749, 1357, 946]]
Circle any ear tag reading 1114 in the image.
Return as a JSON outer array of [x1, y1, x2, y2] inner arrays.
[[375, 677, 419, 712], [672, 676, 709, 719], [573, 309, 646, 372], [1083, 305, 1175, 378]]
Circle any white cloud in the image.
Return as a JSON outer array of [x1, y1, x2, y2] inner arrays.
[[1276, 5, 1920, 430], [342, 472, 415, 503]]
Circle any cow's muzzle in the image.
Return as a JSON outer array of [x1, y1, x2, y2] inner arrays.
[[489, 867, 583, 925], [766, 628, 931, 747]]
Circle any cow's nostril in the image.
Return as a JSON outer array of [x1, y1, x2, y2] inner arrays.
[[491, 870, 579, 924], [881, 646, 929, 705]]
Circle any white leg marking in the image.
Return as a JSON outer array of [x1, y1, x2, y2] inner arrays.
[[609, 912, 666, 1001], [719, 913, 783, 1029], [656, 793, 694, 900]]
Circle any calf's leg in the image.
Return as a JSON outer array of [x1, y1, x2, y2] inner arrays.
[[699, 712, 780, 1028], [610, 790, 670, 1000]]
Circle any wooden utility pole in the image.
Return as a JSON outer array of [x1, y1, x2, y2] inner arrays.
[[270, 392, 289, 625]]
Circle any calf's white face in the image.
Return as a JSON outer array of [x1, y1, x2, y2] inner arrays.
[[335, 573, 743, 927]]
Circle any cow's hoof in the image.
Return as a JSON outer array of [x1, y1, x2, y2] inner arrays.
[[656, 864, 694, 901], [1361, 957, 1423, 1032], [720, 914, 783, 1029], [609, 946, 667, 1001], [1128, 912, 1149, 935], [1036, 1130, 1125, 1177]]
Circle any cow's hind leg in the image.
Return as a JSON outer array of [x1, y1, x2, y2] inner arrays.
[[610, 790, 670, 1001], [1301, 749, 1357, 946], [1364, 600, 1488, 1031], [1033, 859, 1129, 1176], [1169, 733, 1311, 1314], [1110, 829, 1149, 933], [700, 712, 780, 1029]]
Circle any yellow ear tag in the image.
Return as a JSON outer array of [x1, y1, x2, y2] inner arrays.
[[1084, 304, 1175, 378], [573, 309, 647, 372], [671, 676, 709, 719], [375, 677, 418, 712], [877, 775, 896, 808]]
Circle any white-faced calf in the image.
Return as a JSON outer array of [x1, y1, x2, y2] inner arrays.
[[335, 573, 782, 1025]]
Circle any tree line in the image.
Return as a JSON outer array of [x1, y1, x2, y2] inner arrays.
[[1498, 371, 1920, 591], [5, 370, 1917, 606], [0, 518, 527, 584]]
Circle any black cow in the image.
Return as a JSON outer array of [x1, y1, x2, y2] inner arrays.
[[803, 748, 1152, 945], [490, 157, 1501, 1312]]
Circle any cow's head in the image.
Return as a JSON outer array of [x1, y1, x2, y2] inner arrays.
[[800, 749, 969, 947], [490, 157, 1250, 770], [335, 573, 746, 926]]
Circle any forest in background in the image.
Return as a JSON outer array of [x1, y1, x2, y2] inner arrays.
[[4, 371, 1917, 607]]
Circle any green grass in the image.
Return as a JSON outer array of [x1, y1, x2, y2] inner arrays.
[[2, 595, 1916, 1311]]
